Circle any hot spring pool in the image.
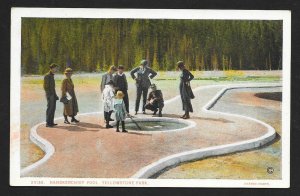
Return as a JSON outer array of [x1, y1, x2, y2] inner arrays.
[[114, 117, 196, 132]]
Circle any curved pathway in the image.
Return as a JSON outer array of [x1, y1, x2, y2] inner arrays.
[[21, 83, 280, 178]]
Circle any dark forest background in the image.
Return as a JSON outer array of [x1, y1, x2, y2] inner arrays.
[[21, 18, 282, 74]]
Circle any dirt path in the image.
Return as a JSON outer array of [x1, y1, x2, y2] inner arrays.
[[23, 85, 272, 178]]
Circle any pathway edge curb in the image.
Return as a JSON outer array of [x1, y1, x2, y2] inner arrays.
[[131, 84, 280, 178]]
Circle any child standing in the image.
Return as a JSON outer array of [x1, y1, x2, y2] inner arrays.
[[102, 80, 115, 128], [114, 91, 128, 132]]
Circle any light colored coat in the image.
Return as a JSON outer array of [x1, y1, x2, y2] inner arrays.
[[102, 85, 115, 112], [114, 99, 126, 121]]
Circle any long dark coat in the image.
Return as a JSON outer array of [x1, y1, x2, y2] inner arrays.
[[61, 78, 79, 116], [179, 69, 194, 112], [43, 71, 58, 99]]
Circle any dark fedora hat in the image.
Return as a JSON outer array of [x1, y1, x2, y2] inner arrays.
[[118, 65, 125, 69], [49, 63, 59, 69]]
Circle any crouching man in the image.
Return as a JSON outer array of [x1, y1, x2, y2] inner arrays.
[[144, 84, 164, 117]]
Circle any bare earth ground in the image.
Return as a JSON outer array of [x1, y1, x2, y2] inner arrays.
[[20, 71, 282, 178], [157, 87, 282, 179]]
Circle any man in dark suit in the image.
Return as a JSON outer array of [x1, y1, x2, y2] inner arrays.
[[43, 63, 59, 127], [113, 65, 129, 113], [130, 59, 157, 115]]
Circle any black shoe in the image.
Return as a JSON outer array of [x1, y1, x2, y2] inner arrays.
[[135, 111, 138, 115], [153, 109, 158, 115], [71, 118, 80, 123], [122, 130, 128, 133], [183, 114, 190, 119], [106, 125, 113, 128], [116, 129, 120, 132], [158, 112, 162, 117], [143, 111, 146, 114], [64, 120, 70, 124], [52, 123, 58, 126], [46, 124, 54, 128]]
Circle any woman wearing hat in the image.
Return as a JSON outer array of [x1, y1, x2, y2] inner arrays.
[[114, 91, 128, 132], [61, 68, 79, 124], [177, 61, 194, 119]]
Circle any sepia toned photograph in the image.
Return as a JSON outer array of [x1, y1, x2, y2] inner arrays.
[[10, 8, 290, 187]]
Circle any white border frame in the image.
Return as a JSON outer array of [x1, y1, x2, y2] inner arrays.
[[10, 8, 291, 188]]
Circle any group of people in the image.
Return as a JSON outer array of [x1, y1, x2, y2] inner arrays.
[[100, 60, 165, 132], [43, 64, 79, 127], [43, 60, 194, 132]]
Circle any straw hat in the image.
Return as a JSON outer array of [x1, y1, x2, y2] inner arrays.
[[116, 91, 124, 99], [177, 61, 185, 69], [64, 67, 73, 74], [140, 59, 148, 66]]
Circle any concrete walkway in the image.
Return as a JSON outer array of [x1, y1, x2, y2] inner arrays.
[[23, 84, 278, 178]]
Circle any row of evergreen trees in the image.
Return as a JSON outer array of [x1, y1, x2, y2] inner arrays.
[[21, 18, 282, 74]]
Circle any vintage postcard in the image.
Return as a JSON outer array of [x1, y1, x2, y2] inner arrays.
[[10, 8, 290, 187]]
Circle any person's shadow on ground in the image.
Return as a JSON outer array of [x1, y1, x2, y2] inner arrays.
[[55, 122, 104, 132]]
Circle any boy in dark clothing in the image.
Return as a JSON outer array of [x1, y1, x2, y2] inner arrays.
[[144, 84, 164, 117], [113, 65, 129, 113]]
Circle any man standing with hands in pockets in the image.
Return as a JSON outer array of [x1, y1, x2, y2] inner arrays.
[[130, 59, 157, 115], [43, 63, 59, 127]]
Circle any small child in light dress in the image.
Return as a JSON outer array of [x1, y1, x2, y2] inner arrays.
[[114, 91, 128, 132], [102, 80, 115, 128]]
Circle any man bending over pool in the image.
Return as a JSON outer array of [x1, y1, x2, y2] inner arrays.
[[144, 84, 164, 117]]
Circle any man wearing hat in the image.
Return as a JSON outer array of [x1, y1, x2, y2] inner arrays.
[[144, 84, 164, 117], [130, 59, 157, 115], [113, 65, 129, 113], [101, 65, 117, 92], [43, 63, 59, 127]]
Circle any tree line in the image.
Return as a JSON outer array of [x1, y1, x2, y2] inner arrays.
[[21, 18, 282, 74]]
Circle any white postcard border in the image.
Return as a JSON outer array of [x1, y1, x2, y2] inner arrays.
[[10, 8, 291, 188]]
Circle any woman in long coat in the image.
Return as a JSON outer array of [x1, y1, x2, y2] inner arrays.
[[61, 68, 79, 124], [177, 61, 194, 119]]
